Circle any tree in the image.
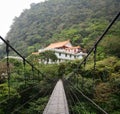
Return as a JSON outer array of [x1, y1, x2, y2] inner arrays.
[[102, 36, 120, 58], [39, 50, 58, 64], [0, 0, 119, 57]]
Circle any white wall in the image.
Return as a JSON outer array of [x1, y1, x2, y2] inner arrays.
[[55, 51, 83, 60]]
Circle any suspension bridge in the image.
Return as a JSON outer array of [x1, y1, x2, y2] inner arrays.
[[0, 11, 120, 114]]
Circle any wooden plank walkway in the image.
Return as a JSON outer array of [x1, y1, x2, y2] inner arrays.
[[43, 79, 69, 114]]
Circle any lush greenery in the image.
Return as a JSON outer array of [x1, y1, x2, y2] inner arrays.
[[0, 56, 120, 113], [0, 58, 59, 113], [39, 50, 58, 64], [0, 0, 120, 57], [0, 0, 120, 113]]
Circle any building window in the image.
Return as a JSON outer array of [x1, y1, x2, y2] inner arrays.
[[65, 54, 67, 57], [59, 53, 61, 56]]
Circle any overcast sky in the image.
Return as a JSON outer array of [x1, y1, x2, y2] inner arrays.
[[0, 0, 45, 40]]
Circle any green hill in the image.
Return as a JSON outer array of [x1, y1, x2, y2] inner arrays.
[[0, 0, 120, 57]]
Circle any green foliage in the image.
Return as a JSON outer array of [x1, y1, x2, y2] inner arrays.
[[102, 36, 120, 57], [84, 57, 119, 80], [27, 54, 39, 65], [58, 62, 66, 78], [0, 0, 119, 112], [0, 55, 120, 113], [61, 57, 120, 113], [72, 102, 96, 114], [0, 83, 20, 113], [26, 96, 48, 113], [0, 0, 119, 57], [39, 50, 57, 64], [114, 61, 120, 72], [40, 63, 59, 80]]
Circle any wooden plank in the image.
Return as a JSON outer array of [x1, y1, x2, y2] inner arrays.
[[43, 79, 69, 114]]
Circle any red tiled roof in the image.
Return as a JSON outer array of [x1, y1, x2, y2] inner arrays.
[[45, 40, 70, 49]]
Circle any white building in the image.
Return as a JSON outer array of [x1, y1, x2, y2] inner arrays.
[[34, 40, 87, 64]]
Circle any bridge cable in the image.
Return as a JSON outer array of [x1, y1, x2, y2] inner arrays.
[[69, 86, 86, 113], [0, 36, 44, 77], [64, 80, 76, 114], [0, 82, 43, 105], [11, 89, 43, 113], [64, 11, 120, 113], [75, 11, 120, 71], [12, 80, 56, 113], [66, 79, 108, 114]]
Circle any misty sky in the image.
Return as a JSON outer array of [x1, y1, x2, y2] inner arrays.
[[0, 0, 45, 40]]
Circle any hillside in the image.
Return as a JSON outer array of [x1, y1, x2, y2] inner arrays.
[[0, 0, 120, 57], [0, 0, 120, 113]]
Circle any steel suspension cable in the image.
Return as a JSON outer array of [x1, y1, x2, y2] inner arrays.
[[66, 79, 108, 114], [64, 80, 75, 114], [63, 12, 120, 114], [67, 79, 87, 112], [64, 79, 87, 114], [0, 36, 44, 77], [67, 88, 76, 114], [0, 82, 42, 105], [12, 80, 56, 113], [76, 11, 120, 71], [11, 90, 42, 113], [69, 86, 85, 114]]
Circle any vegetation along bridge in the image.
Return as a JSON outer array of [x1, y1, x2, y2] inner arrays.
[[0, 12, 120, 114]]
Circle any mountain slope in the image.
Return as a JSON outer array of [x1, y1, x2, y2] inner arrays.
[[1, 0, 120, 57]]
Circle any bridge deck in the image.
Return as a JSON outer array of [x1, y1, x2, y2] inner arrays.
[[43, 79, 69, 114]]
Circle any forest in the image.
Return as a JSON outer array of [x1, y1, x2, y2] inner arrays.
[[0, 0, 120, 57], [0, 0, 120, 113]]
